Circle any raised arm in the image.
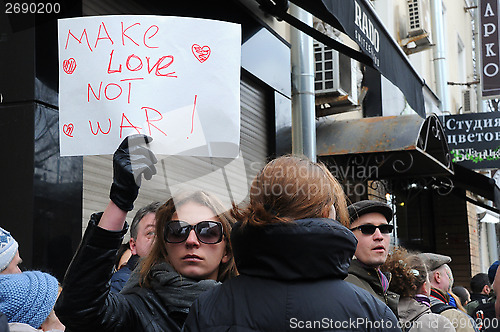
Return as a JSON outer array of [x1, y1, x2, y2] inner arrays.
[[55, 135, 157, 332], [102, 134, 157, 230]]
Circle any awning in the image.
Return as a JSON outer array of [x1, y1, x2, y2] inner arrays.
[[315, 114, 453, 178], [451, 164, 500, 212], [254, 0, 426, 117], [276, 113, 500, 209], [311, 114, 500, 211]]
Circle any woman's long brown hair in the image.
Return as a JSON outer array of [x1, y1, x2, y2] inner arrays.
[[233, 155, 349, 227]]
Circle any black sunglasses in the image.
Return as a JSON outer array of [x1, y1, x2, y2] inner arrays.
[[165, 220, 224, 244], [350, 224, 394, 235]]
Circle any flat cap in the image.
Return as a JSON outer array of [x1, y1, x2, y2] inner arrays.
[[418, 253, 452, 271], [347, 200, 393, 225]]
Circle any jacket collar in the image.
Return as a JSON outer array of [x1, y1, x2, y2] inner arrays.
[[430, 287, 449, 304], [348, 259, 391, 292], [398, 297, 430, 324], [470, 293, 489, 302], [127, 254, 141, 270], [231, 218, 357, 281]]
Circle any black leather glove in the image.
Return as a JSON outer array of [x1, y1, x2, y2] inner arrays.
[[110, 134, 157, 211]]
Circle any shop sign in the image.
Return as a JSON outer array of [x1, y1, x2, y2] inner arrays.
[[443, 112, 500, 169], [481, 0, 500, 97]]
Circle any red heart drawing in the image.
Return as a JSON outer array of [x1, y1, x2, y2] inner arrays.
[[192, 44, 211, 63], [63, 123, 74, 137], [63, 58, 77, 74]]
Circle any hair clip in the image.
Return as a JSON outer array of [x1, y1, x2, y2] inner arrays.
[[410, 269, 419, 276]]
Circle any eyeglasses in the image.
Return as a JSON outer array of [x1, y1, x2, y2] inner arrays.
[[350, 224, 394, 235], [164, 220, 224, 244]]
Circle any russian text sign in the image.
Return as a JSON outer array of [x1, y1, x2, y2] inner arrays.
[[58, 15, 241, 157], [443, 112, 500, 169], [481, 0, 500, 97]]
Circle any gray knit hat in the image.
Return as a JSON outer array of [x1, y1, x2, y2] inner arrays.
[[0, 226, 18, 272]]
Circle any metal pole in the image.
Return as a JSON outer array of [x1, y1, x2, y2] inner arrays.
[[290, 3, 316, 162], [474, 0, 484, 113], [430, 0, 450, 113]]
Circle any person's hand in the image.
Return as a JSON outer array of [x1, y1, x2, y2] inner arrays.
[[109, 134, 157, 211]]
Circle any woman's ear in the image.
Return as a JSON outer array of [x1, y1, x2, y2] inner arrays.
[[221, 240, 231, 264], [220, 248, 231, 264], [221, 253, 230, 264], [323, 205, 336, 219]]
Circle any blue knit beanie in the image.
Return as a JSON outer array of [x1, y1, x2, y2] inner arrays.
[[0, 226, 18, 272], [0, 271, 59, 329], [488, 260, 500, 284]]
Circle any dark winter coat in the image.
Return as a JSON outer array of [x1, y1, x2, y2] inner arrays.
[[55, 213, 218, 332], [183, 218, 401, 332], [466, 293, 489, 317], [472, 299, 496, 332]]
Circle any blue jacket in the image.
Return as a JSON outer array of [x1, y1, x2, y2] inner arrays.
[[109, 254, 140, 293]]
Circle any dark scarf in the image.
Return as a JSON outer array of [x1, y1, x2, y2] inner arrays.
[[121, 262, 219, 314], [430, 287, 449, 304]]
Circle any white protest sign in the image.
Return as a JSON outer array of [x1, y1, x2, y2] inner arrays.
[[58, 15, 241, 157]]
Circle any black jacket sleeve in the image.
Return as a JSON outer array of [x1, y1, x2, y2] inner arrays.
[[181, 299, 201, 332], [55, 213, 134, 332]]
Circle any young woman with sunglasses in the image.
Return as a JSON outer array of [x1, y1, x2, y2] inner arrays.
[[55, 135, 236, 332], [183, 155, 401, 332]]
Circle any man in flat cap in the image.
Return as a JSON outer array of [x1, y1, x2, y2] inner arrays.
[[419, 252, 477, 332], [345, 200, 399, 316]]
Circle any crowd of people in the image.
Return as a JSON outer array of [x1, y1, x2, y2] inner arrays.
[[0, 134, 499, 331]]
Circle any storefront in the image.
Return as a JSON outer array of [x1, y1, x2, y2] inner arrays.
[[0, 0, 291, 279], [314, 114, 499, 284], [265, 0, 499, 282]]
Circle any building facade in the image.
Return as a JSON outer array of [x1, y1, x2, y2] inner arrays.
[[0, 0, 292, 280], [1, 0, 497, 287], [303, 0, 498, 286]]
